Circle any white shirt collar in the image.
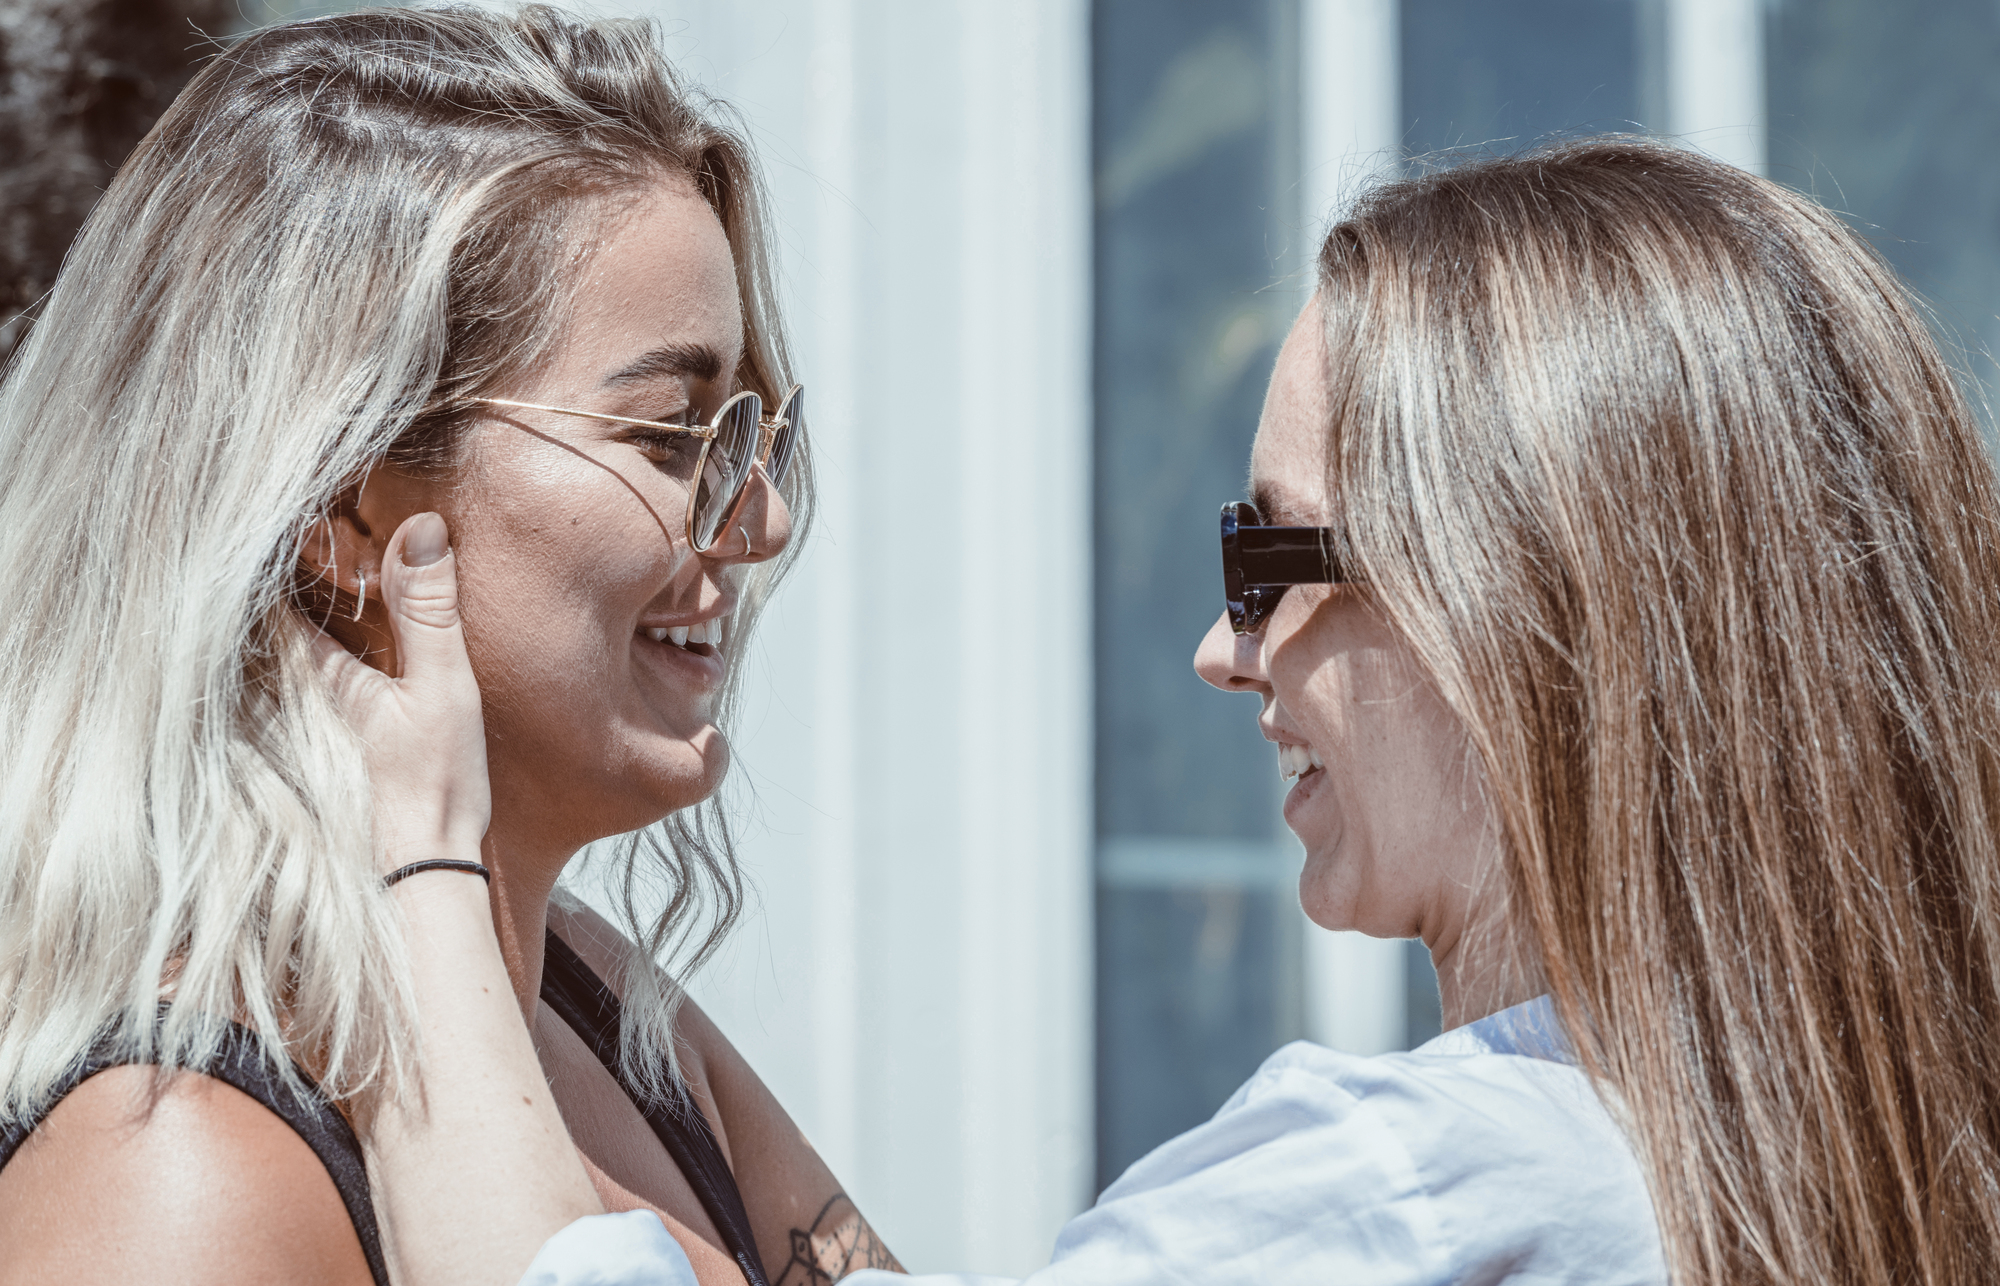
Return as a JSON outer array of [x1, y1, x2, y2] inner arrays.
[[1414, 994, 1573, 1063]]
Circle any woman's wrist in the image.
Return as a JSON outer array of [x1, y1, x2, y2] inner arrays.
[[383, 856, 491, 888], [371, 852, 602, 1284], [381, 840, 491, 887], [384, 847, 497, 931]]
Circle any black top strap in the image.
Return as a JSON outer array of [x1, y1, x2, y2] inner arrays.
[[0, 1016, 388, 1286], [539, 929, 771, 1286]]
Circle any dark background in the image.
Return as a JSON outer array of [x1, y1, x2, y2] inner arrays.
[[0, 0, 230, 360]]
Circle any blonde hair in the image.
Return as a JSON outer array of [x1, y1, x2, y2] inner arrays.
[[1320, 138, 2000, 1283], [0, 4, 802, 1119]]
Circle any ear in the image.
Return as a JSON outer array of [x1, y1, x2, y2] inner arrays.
[[299, 483, 376, 621], [297, 466, 438, 669]]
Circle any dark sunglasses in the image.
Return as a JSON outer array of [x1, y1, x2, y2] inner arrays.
[[476, 383, 806, 554], [1219, 500, 1351, 635]]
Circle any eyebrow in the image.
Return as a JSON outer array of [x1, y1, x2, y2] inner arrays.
[[602, 342, 726, 386], [1253, 480, 1311, 526]]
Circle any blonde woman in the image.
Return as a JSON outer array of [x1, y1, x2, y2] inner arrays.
[[379, 138, 2000, 1285], [0, 7, 898, 1284]]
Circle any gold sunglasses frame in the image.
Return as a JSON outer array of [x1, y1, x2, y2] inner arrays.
[[473, 386, 801, 553]]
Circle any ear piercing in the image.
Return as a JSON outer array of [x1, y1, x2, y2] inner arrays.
[[740, 525, 755, 558], [353, 572, 367, 621]]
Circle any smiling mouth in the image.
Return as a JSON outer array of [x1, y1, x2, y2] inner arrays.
[[1278, 742, 1324, 782], [642, 618, 723, 654]]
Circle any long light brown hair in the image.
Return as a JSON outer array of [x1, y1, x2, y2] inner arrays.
[[1319, 138, 2000, 1283]]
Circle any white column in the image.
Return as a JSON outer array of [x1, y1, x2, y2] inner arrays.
[[1297, 0, 1411, 1054], [1304, 922, 1408, 1053], [949, 0, 1092, 1269], [579, 0, 1094, 1275], [1300, 0, 1400, 237], [1663, 0, 1766, 174]]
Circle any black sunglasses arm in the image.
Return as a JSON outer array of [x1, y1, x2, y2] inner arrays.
[[1220, 501, 1348, 635]]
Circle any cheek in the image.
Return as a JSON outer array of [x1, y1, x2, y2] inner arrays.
[[447, 494, 658, 718], [460, 557, 616, 741], [1266, 607, 1352, 754], [1307, 653, 1455, 825], [1273, 613, 1483, 933]]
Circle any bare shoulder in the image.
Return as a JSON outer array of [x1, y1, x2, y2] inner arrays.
[[548, 896, 756, 1120], [544, 897, 728, 1111], [0, 1064, 373, 1286], [543, 899, 901, 1278]]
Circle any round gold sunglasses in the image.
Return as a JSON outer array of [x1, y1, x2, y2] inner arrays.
[[473, 385, 804, 553]]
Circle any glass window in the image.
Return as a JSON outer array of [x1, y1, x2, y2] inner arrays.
[[1766, 0, 2000, 397], [1091, 0, 1657, 1191], [1091, 0, 1304, 1191], [1402, 0, 1650, 155]]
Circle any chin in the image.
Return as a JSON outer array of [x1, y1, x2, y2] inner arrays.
[[540, 725, 733, 846], [1297, 848, 1367, 932], [633, 726, 732, 814], [1297, 865, 1342, 931], [1301, 901, 1360, 934]]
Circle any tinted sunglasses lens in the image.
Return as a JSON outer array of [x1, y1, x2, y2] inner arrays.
[[1221, 501, 1251, 633], [767, 385, 803, 487], [691, 394, 762, 551], [1239, 586, 1283, 635]]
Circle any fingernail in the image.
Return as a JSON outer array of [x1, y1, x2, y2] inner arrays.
[[404, 512, 450, 567]]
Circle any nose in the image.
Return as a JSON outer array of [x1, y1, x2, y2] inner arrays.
[[1194, 610, 1270, 693], [703, 462, 793, 566]]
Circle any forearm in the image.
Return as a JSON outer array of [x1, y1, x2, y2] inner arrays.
[[367, 860, 604, 1285], [333, 517, 682, 1284]]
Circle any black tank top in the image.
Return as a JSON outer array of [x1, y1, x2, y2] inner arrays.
[[0, 930, 770, 1286]]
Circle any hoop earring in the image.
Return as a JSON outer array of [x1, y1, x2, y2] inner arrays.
[[353, 572, 367, 621], [739, 525, 755, 559]]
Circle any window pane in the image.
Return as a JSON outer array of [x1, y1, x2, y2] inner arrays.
[[1766, 0, 2000, 388], [1092, 0, 1302, 1192], [1402, 0, 1649, 154], [1095, 882, 1302, 1183]]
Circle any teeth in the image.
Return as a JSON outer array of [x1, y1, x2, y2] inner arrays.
[[1278, 743, 1319, 782], [643, 621, 725, 650]]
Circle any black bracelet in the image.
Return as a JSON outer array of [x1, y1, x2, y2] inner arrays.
[[382, 859, 492, 888]]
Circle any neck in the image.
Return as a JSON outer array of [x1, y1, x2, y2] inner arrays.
[[1427, 905, 1538, 1032], [482, 828, 573, 1022]]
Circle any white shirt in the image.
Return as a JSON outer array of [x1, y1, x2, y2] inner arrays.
[[522, 997, 1665, 1286], [517, 1211, 698, 1285]]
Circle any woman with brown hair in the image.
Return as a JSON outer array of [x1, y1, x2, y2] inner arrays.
[[1181, 133, 2000, 1284], [372, 135, 2000, 1284]]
